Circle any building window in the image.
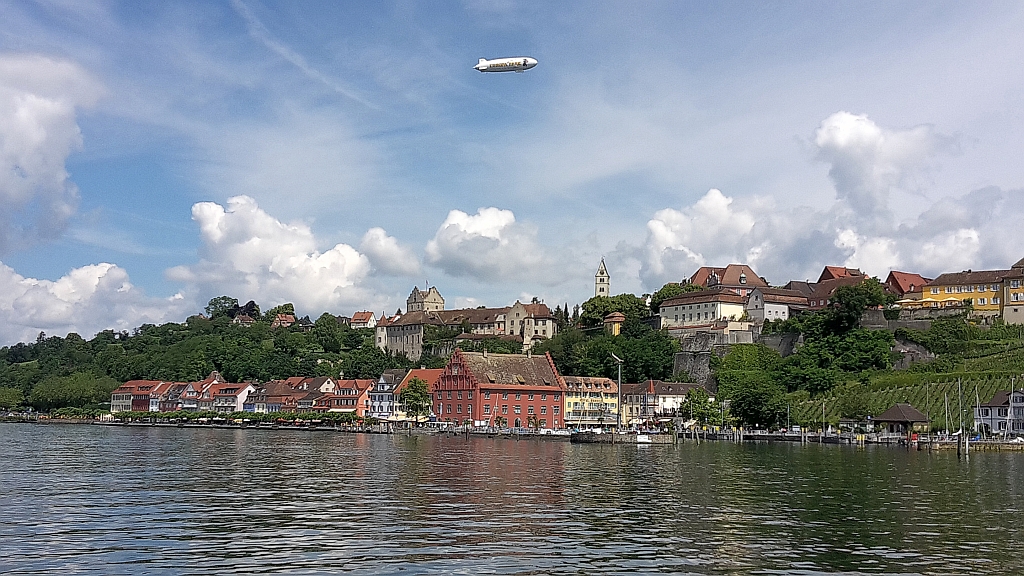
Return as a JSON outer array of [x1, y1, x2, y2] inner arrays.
[[979, 298, 987, 305], [447, 391, 452, 400], [502, 393, 509, 400], [502, 405, 508, 414], [528, 406, 535, 414], [553, 406, 560, 414], [514, 405, 522, 414], [437, 392, 443, 399], [541, 406, 547, 414], [468, 391, 473, 399], [528, 393, 534, 400], [541, 393, 547, 400], [467, 405, 472, 413], [457, 391, 462, 400], [457, 405, 462, 413], [484, 392, 491, 399], [484, 405, 491, 414], [554, 394, 560, 400], [994, 298, 1000, 304]]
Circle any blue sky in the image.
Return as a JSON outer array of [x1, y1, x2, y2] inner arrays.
[[2, 1, 1024, 344]]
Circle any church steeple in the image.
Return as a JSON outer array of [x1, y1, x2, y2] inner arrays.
[[595, 258, 610, 298]]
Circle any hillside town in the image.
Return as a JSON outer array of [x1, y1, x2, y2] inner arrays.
[[102, 256, 1024, 439]]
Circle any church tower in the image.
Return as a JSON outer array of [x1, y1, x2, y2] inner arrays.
[[595, 259, 610, 298]]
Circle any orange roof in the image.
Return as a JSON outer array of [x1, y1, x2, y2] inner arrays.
[[817, 266, 864, 282], [396, 369, 444, 394], [351, 311, 375, 323]]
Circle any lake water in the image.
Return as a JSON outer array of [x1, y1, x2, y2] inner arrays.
[[2, 424, 1022, 575]]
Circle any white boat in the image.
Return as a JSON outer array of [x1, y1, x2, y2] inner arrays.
[[636, 434, 652, 444]]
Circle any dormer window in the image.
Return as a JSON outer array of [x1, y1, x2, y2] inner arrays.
[[739, 274, 747, 284]]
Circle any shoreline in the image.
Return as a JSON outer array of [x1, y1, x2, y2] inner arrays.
[[8, 418, 1024, 450]]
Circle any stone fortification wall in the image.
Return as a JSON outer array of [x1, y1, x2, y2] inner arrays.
[[756, 333, 801, 358], [672, 333, 715, 392], [860, 309, 934, 331]]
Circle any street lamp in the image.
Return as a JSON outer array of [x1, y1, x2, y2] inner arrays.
[[611, 352, 623, 431]]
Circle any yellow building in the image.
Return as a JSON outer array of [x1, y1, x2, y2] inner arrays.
[[922, 270, 1006, 317], [1003, 258, 1024, 325], [920, 257, 1024, 321], [563, 376, 618, 428]]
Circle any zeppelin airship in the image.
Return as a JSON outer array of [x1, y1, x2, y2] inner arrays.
[[474, 57, 538, 73]]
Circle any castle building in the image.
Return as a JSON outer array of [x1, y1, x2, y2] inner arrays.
[[407, 286, 445, 312]]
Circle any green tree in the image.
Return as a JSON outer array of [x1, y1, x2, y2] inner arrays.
[[728, 378, 787, 428], [205, 296, 239, 319], [579, 294, 650, 328], [28, 372, 120, 411], [649, 282, 702, 314], [263, 303, 296, 322], [0, 386, 24, 410], [398, 377, 431, 423], [684, 387, 715, 425]]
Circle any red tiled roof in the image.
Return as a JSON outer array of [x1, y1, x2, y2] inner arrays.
[[886, 271, 930, 295], [352, 311, 375, 323], [817, 266, 864, 282], [688, 264, 767, 289]]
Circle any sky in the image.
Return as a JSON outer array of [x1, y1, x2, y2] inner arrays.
[[2, 1, 1024, 345]]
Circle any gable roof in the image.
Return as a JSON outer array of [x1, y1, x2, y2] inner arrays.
[[351, 311, 375, 323], [817, 266, 865, 283], [874, 403, 928, 423], [751, 287, 810, 306], [455, 350, 564, 389], [395, 368, 444, 394], [886, 271, 931, 295], [689, 264, 768, 289]]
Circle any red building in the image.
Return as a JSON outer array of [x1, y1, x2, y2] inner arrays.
[[434, 349, 566, 429]]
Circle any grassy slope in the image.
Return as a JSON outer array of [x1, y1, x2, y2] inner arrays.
[[787, 343, 1024, 430]]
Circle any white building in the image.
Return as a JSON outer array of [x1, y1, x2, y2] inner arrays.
[[976, 390, 1024, 436], [745, 287, 810, 323], [659, 287, 747, 329], [368, 369, 409, 421]]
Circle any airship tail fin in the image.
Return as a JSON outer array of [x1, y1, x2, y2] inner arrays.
[[478, 58, 487, 64]]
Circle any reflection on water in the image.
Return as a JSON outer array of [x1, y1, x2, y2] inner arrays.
[[1, 424, 1021, 574]]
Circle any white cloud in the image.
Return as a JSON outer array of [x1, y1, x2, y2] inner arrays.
[[0, 53, 104, 253], [833, 229, 899, 277], [0, 261, 187, 345], [814, 111, 948, 232], [425, 207, 553, 282], [360, 227, 421, 276], [637, 112, 1023, 289], [167, 195, 374, 314], [640, 189, 760, 288]]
